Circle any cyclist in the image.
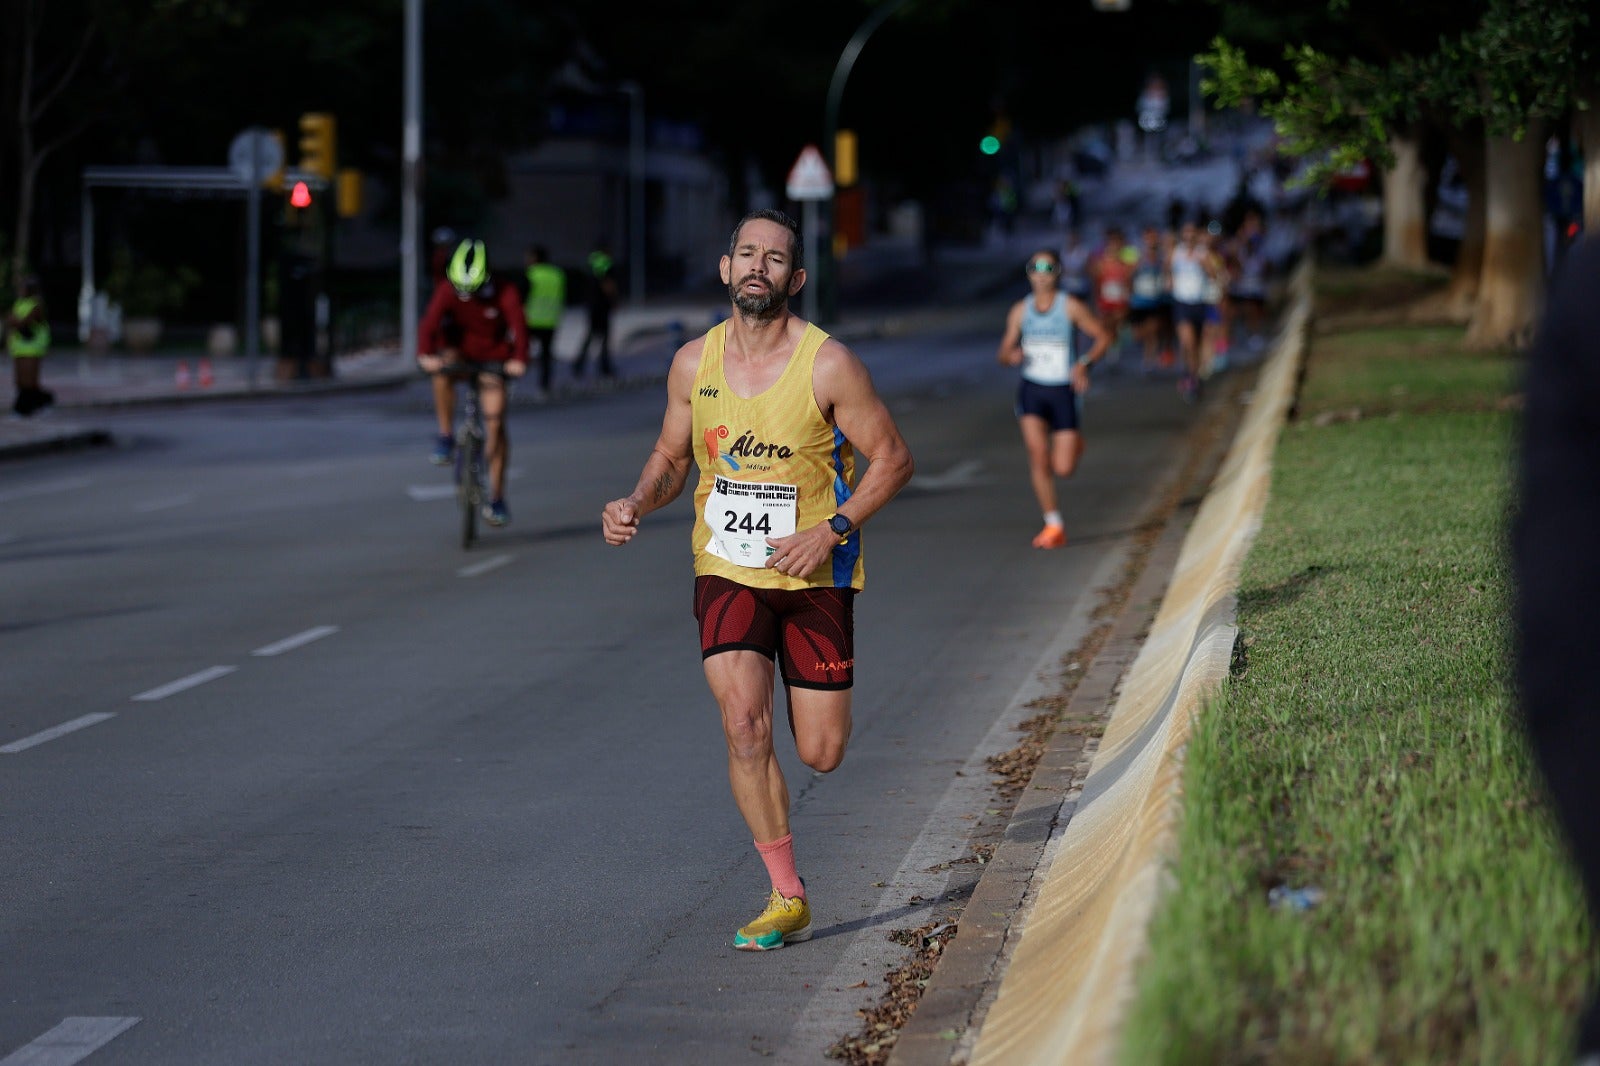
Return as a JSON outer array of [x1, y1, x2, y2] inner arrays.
[[418, 238, 527, 527]]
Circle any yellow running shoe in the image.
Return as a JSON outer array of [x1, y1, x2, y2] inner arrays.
[[733, 888, 812, 951]]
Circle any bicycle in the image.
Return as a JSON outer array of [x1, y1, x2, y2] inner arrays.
[[437, 360, 508, 549]]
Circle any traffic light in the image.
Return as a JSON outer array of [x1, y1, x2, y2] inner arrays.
[[298, 112, 337, 179], [980, 117, 1011, 156], [264, 129, 286, 192], [336, 168, 363, 218], [835, 130, 858, 187], [285, 179, 313, 226]]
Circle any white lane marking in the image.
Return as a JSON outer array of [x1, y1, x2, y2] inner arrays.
[[252, 625, 339, 657], [910, 458, 985, 491], [0, 714, 117, 755], [134, 493, 195, 513], [458, 553, 513, 578], [0, 477, 93, 504], [0, 1016, 140, 1065], [407, 484, 456, 501], [131, 665, 237, 702]]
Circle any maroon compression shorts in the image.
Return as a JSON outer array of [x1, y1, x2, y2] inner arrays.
[[693, 574, 856, 690]]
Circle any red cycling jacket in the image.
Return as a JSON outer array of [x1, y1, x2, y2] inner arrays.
[[418, 278, 528, 366]]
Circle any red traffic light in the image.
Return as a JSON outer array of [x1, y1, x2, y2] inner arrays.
[[289, 181, 312, 208]]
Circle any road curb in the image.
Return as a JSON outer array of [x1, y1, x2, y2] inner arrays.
[[0, 422, 114, 461], [886, 359, 1264, 1066]]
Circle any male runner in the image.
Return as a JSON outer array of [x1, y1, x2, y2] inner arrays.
[[1128, 223, 1172, 376], [601, 209, 914, 950]]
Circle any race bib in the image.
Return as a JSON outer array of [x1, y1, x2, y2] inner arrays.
[[703, 477, 798, 568]]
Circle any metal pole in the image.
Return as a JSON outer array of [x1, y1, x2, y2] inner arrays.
[[801, 201, 819, 323], [245, 148, 261, 389], [400, 0, 422, 366], [1189, 56, 1204, 139], [820, 0, 909, 327], [622, 81, 645, 306], [79, 186, 93, 343]]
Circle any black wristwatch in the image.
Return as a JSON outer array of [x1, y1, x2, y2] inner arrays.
[[827, 513, 854, 542]]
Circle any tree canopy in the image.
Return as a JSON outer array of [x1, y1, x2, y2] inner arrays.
[[5, 0, 1231, 290]]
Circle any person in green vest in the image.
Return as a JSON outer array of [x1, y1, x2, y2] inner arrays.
[[6, 273, 54, 417], [523, 244, 566, 395], [574, 241, 618, 380]]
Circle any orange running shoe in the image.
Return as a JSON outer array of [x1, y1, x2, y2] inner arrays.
[[1031, 523, 1067, 549]]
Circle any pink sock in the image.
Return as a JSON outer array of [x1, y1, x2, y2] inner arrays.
[[754, 833, 804, 899]]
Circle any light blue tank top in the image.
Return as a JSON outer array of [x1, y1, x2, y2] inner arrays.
[[1020, 292, 1075, 386]]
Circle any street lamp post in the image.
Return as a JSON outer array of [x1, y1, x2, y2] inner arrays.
[[819, 0, 909, 327], [401, 0, 422, 366], [620, 81, 645, 305]]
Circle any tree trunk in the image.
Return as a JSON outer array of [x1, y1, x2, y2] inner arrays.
[[11, 153, 37, 287], [1577, 103, 1600, 231], [1381, 129, 1429, 269], [1438, 129, 1485, 322], [9, 2, 37, 285], [1465, 129, 1545, 349]]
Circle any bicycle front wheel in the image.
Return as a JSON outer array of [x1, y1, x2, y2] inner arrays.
[[458, 430, 483, 549]]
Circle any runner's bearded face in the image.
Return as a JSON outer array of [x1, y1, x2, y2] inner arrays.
[[730, 271, 790, 318]]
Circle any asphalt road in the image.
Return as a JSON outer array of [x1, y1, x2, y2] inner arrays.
[[1, 306, 1217, 1063]]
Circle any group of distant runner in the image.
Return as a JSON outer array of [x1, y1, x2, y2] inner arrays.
[[1054, 207, 1275, 400], [999, 204, 1280, 551]]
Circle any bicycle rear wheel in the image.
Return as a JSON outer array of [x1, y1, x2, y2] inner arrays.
[[457, 428, 483, 549]]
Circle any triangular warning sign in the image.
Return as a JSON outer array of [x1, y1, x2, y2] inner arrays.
[[786, 145, 834, 201]]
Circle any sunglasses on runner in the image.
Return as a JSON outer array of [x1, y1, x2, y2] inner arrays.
[[1028, 259, 1059, 274]]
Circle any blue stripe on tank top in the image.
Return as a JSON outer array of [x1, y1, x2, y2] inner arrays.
[[830, 426, 859, 587]]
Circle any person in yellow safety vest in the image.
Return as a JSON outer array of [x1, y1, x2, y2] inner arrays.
[[574, 242, 618, 380], [6, 273, 54, 417], [523, 244, 566, 395]]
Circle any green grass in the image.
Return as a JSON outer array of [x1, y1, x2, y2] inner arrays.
[[1120, 274, 1593, 1065]]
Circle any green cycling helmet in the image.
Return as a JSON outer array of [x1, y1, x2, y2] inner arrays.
[[447, 238, 489, 295]]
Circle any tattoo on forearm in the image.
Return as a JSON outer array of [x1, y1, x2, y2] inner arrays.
[[650, 472, 675, 503]]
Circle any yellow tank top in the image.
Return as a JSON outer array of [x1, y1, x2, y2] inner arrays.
[[690, 321, 864, 591]]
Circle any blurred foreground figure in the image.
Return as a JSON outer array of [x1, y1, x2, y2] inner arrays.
[[1514, 235, 1600, 1066]]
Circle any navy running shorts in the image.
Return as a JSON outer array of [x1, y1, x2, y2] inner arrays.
[[1015, 378, 1080, 432], [694, 574, 856, 690], [1172, 301, 1209, 331]]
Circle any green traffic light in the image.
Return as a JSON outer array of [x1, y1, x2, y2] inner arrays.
[[980, 135, 1001, 155]]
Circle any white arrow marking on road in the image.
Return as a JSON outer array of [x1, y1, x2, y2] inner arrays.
[[0, 1016, 140, 1065], [0, 714, 117, 755], [252, 625, 339, 657], [131, 665, 237, 702], [909, 459, 985, 491], [407, 484, 457, 501], [459, 553, 513, 578]]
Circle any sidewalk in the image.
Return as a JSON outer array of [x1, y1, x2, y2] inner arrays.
[[1, 230, 1031, 461]]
